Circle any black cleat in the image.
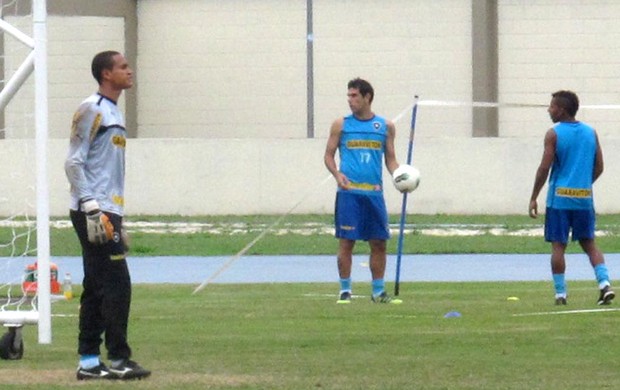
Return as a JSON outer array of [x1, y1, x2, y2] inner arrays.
[[371, 291, 393, 304], [336, 291, 351, 304], [109, 359, 151, 380], [555, 297, 567, 305], [597, 286, 615, 306], [76, 363, 117, 380]]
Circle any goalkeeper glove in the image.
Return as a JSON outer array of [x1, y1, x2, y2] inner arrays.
[[82, 199, 114, 245]]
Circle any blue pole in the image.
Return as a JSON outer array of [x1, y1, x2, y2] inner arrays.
[[394, 96, 419, 296]]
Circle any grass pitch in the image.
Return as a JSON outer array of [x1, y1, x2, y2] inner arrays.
[[5, 213, 620, 256], [2, 214, 619, 388], [1, 281, 618, 389]]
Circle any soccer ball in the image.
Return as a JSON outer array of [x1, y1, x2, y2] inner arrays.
[[392, 164, 420, 193]]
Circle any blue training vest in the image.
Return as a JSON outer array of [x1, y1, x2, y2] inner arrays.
[[546, 121, 596, 210], [338, 114, 387, 196]]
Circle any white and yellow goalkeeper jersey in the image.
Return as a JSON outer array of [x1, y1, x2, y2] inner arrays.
[[65, 93, 127, 216]]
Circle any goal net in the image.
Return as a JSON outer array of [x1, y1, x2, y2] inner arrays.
[[0, 0, 51, 346]]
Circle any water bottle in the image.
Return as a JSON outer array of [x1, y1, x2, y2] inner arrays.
[[63, 272, 73, 300]]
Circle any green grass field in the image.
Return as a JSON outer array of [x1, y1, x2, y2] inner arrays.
[[1, 282, 618, 389], [1, 214, 619, 388], [4, 213, 620, 256]]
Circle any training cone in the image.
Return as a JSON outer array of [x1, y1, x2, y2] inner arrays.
[[443, 311, 462, 318]]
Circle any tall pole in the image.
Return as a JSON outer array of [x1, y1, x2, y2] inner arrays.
[[33, 0, 51, 344], [306, 0, 314, 138]]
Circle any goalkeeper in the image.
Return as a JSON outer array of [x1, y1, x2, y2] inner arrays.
[[64, 51, 150, 381]]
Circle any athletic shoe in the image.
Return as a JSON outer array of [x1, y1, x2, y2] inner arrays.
[[76, 363, 117, 380], [371, 291, 393, 304], [109, 359, 151, 380], [597, 286, 615, 306], [555, 297, 567, 305], [336, 291, 351, 304]]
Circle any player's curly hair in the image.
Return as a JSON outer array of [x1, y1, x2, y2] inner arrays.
[[552, 90, 579, 117]]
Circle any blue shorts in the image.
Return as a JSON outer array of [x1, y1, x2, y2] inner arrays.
[[544, 207, 596, 244], [334, 191, 390, 241]]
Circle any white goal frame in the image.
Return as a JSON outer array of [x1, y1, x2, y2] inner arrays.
[[0, 0, 50, 344], [33, 0, 51, 345]]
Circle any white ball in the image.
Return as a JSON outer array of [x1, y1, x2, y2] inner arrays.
[[392, 164, 421, 193]]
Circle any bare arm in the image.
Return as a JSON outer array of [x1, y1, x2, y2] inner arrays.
[[529, 128, 556, 218], [593, 131, 604, 183], [324, 118, 349, 189], [383, 120, 399, 175]]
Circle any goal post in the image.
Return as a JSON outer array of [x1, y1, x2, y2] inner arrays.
[[33, 0, 51, 345], [0, 0, 51, 345]]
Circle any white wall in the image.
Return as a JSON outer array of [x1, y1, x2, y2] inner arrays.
[[136, 0, 308, 139], [135, 0, 473, 139], [2, 134, 620, 217], [2, 1, 620, 217], [4, 16, 124, 139], [312, 0, 472, 139], [498, 0, 620, 138]]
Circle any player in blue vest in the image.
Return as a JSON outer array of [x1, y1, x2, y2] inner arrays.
[[324, 78, 402, 304], [529, 90, 614, 306]]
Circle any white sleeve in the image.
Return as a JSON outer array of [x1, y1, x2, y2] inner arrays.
[[64, 102, 102, 204]]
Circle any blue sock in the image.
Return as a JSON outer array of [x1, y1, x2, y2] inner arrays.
[[79, 354, 100, 369], [371, 279, 385, 297], [552, 273, 566, 297], [339, 278, 351, 293], [594, 264, 610, 289]]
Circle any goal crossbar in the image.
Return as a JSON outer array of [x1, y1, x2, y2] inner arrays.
[[0, 310, 39, 326]]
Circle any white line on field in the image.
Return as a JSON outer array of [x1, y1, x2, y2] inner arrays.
[[0, 220, 616, 237], [513, 308, 620, 317]]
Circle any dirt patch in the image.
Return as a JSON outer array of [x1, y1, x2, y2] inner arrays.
[[0, 368, 275, 388]]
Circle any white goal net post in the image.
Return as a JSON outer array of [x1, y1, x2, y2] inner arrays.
[[0, 0, 51, 344]]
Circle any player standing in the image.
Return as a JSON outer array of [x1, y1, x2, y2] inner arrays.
[[65, 51, 151, 380], [529, 90, 615, 306], [324, 78, 401, 304]]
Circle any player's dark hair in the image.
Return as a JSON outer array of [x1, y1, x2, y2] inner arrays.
[[91, 50, 121, 85], [348, 78, 374, 103], [552, 90, 579, 117]]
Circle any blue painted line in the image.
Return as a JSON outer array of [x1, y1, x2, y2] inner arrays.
[[2, 254, 619, 285]]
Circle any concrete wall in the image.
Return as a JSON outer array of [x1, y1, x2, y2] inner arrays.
[[135, 0, 472, 139], [2, 135, 620, 216], [2, 1, 620, 217], [498, 0, 620, 138], [4, 15, 125, 140], [137, 0, 307, 139]]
